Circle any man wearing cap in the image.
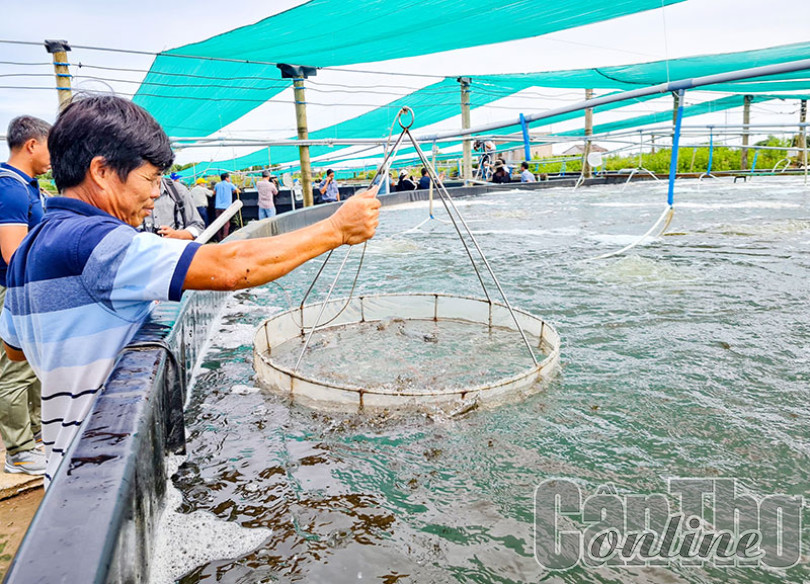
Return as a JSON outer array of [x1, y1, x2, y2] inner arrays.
[[190, 177, 213, 226], [397, 171, 417, 192]]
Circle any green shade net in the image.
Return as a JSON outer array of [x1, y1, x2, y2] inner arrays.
[[556, 95, 770, 136], [178, 91, 666, 178], [174, 40, 810, 176], [472, 41, 810, 91], [134, 59, 290, 138], [136, 0, 685, 136]]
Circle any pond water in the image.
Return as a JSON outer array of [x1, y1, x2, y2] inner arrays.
[[154, 178, 810, 583]]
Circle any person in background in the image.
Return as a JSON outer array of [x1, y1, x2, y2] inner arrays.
[[0, 95, 381, 484], [214, 172, 239, 240], [169, 172, 189, 195], [142, 177, 205, 239], [491, 161, 511, 184], [190, 177, 212, 226], [0, 116, 51, 475], [318, 169, 340, 202], [257, 170, 279, 219], [418, 167, 431, 190], [473, 139, 497, 180], [397, 171, 417, 192], [497, 156, 511, 176], [520, 161, 537, 183], [417, 167, 446, 190]]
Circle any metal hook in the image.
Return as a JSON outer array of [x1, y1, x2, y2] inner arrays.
[[398, 106, 415, 130]]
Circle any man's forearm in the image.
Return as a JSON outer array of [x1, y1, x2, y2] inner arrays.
[[184, 217, 343, 291]]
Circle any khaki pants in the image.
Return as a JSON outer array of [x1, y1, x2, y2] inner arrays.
[[0, 286, 41, 455]]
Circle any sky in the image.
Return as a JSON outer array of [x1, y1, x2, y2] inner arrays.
[[2, 0, 810, 166]]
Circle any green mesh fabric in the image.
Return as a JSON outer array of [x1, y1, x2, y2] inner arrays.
[[473, 41, 810, 91], [169, 0, 683, 66], [555, 95, 771, 136], [136, 0, 685, 136], [270, 95, 789, 175], [177, 92, 669, 178], [178, 89, 810, 178], [134, 58, 290, 138], [167, 37, 810, 176]]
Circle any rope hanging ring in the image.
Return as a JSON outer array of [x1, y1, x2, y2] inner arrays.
[[398, 106, 415, 130]]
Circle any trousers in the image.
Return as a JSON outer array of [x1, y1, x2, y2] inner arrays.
[[0, 286, 41, 455]]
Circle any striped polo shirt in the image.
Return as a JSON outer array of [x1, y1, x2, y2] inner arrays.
[[0, 197, 200, 483]]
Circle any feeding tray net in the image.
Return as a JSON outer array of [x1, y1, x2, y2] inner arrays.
[[253, 293, 560, 411]]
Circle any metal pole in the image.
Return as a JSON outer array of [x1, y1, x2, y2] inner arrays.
[[741, 95, 752, 170], [707, 127, 714, 174], [519, 113, 531, 162], [429, 142, 437, 218], [583, 88, 594, 178], [44, 40, 72, 110], [800, 99, 808, 184], [458, 77, 472, 181], [672, 91, 680, 126], [293, 78, 314, 207], [667, 90, 685, 207]]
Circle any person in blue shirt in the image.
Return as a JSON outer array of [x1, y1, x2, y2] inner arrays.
[[520, 161, 537, 183], [418, 168, 431, 190], [214, 173, 239, 240], [0, 115, 51, 475], [0, 96, 381, 484], [318, 169, 340, 202]]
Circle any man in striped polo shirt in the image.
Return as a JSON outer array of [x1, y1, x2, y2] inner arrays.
[[0, 96, 381, 484]]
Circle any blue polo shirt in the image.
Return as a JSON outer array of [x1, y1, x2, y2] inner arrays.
[[0, 197, 200, 483], [214, 180, 237, 209], [318, 177, 339, 202], [0, 163, 45, 287]]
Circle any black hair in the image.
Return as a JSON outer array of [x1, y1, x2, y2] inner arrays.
[[261, 170, 270, 178], [7, 116, 51, 150], [326, 169, 334, 176], [521, 161, 529, 170], [48, 95, 173, 191], [221, 172, 229, 181], [421, 167, 428, 176]]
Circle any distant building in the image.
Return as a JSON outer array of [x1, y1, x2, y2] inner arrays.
[[562, 143, 608, 156], [502, 140, 553, 163]]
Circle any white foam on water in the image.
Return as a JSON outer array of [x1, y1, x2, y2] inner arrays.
[[592, 201, 659, 208], [366, 237, 423, 254], [210, 322, 260, 350], [231, 384, 261, 395], [148, 456, 271, 584], [587, 254, 696, 284], [679, 201, 803, 210], [586, 233, 658, 247], [705, 219, 810, 236], [469, 229, 549, 236]]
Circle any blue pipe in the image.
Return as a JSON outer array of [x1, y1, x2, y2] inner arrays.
[[667, 90, 685, 207], [519, 113, 531, 161], [707, 127, 714, 174], [751, 149, 759, 174]]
